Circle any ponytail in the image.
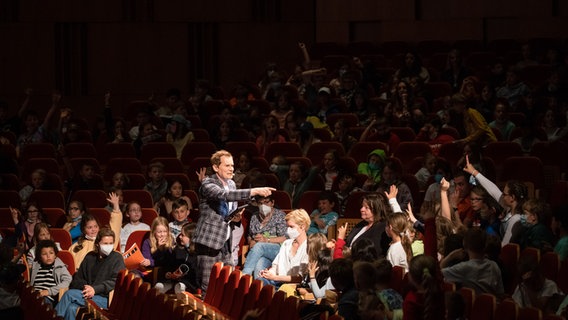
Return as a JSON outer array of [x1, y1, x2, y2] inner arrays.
[[408, 254, 443, 320]]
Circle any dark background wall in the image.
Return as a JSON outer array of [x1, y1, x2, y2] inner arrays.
[[0, 0, 566, 123]]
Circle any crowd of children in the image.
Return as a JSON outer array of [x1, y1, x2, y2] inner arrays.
[[1, 38, 568, 319]]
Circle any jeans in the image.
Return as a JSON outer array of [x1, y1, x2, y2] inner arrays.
[[241, 242, 281, 278], [55, 289, 108, 320]]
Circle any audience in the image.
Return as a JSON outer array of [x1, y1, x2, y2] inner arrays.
[[3, 37, 568, 319]]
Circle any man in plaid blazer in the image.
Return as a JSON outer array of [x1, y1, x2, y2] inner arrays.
[[194, 150, 274, 292]]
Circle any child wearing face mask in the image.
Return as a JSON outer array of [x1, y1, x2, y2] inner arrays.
[[161, 222, 199, 294], [68, 193, 122, 271], [358, 148, 386, 191]]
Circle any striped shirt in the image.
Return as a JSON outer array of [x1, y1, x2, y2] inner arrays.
[[33, 264, 56, 301]]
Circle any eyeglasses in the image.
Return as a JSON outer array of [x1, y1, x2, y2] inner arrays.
[[470, 198, 483, 202], [69, 207, 81, 211], [27, 209, 39, 213]]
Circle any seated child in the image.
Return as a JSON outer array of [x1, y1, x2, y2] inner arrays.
[[27, 223, 62, 267], [307, 191, 339, 235], [404, 254, 445, 320], [414, 152, 437, 190], [512, 255, 560, 309], [156, 222, 199, 294], [334, 172, 364, 216], [329, 258, 359, 320], [297, 234, 334, 299], [143, 161, 168, 205], [120, 201, 151, 252], [354, 259, 403, 320], [140, 217, 175, 289], [358, 148, 387, 191], [30, 240, 72, 306], [62, 200, 86, 244], [441, 228, 504, 296], [169, 199, 190, 239]]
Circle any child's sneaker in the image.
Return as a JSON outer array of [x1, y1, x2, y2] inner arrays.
[[174, 282, 186, 293], [155, 282, 165, 293]]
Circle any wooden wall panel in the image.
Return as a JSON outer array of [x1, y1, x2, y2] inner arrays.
[[485, 17, 523, 41], [154, 0, 248, 22], [316, 0, 414, 21], [482, 0, 552, 18], [517, 18, 568, 39], [315, 22, 349, 44], [349, 21, 383, 43], [412, 20, 482, 42], [19, 0, 123, 22], [0, 23, 55, 94]]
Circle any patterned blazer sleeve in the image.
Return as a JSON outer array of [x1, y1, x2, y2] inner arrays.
[[194, 175, 253, 250]]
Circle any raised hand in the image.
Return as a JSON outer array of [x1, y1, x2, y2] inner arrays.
[[463, 154, 476, 175], [107, 192, 120, 211], [337, 222, 348, 240], [406, 202, 417, 223], [440, 178, 450, 192], [385, 184, 398, 200], [196, 167, 207, 183], [308, 261, 319, 278]]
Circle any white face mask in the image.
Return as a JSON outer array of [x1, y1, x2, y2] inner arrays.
[[99, 244, 114, 256], [286, 227, 300, 240], [85, 235, 96, 241], [260, 204, 272, 216]]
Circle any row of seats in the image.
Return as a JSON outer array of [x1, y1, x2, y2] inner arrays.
[[500, 244, 568, 296], [81, 265, 336, 320], [11, 139, 567, 178], [454, 289, 561, 320], [18, 280, 62, 320]]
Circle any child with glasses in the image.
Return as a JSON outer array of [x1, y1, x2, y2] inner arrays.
[[63, 200, 85, 243], [120, 201, 150, 252], [10, 202, 45, 249]]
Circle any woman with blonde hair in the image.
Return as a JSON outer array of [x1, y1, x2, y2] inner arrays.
[[259, 209, 310, 288]]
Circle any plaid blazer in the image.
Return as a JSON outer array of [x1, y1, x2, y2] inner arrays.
[[194, 174, 252, 250]]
